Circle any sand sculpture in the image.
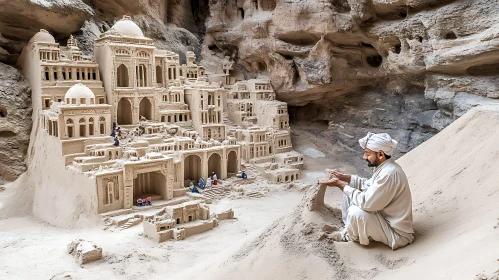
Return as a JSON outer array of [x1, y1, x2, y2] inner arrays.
[[67, 239, 103, 265], [16, 16, 303, 220], [142, 201, 235, 242]]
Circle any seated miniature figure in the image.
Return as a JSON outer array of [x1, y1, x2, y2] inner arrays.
[[241, 171, 247, 180], [192, 185, 199, 193], [212, 172, 218, 185], [199, 177, 205, 190], [137, 198, 143, 206], [206, 177, 212, 188], [146, 197, 152, 206], [113, 137, 120, 146]]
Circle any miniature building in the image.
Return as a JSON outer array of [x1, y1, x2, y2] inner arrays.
[[18, 15, 303, 218], [143, 203, 234, 243]]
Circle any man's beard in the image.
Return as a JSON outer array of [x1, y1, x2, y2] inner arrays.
[[366, 159, 378, 167]]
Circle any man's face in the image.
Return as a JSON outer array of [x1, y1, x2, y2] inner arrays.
[[363, 148, 382, 167]]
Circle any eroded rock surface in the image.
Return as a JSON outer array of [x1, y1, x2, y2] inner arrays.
[[0, 63, 31, 181]]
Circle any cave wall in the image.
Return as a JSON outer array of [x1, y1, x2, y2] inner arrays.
[[0, 63, 31, 181], [203, 0, 499, 109]]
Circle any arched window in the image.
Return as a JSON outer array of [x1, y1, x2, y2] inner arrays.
[[79, 118, 86, 137], [156, 65, 163, 86], [88, 118, 94, 136], [117, 64, 129, 87], [44, 67, 50, 81], [99, 117, 106, 135], [66, 118, 74, 138]]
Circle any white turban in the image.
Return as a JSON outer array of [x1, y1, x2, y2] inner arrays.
[[359, 132, 398, 156]]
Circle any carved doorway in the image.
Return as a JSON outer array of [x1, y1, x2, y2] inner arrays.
[[184, 155, 202, 186], [227, 151, 237, 175], [117, 98, 133, 125], [139, 98, 153, 120], [208, 153, 222, 179]]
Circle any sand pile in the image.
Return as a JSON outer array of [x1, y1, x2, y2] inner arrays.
[[177, 105, 499, 280]]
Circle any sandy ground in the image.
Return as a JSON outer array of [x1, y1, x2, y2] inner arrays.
[[0, 191, 302, 279]]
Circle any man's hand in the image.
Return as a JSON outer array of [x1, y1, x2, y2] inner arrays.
[[329, 169, 351, 183], [318, 178, 345, 191]]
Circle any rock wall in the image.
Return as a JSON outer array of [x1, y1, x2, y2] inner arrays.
[[0, 63, 31, 181]]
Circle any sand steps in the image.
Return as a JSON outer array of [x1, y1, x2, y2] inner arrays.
[[201, 187, 228, 200], [119, 217, 142, 230], [222, 113, 239, 132], [245, 191, 265, 198]]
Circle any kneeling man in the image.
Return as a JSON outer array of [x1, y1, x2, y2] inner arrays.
[[320, 132, 414, 250]]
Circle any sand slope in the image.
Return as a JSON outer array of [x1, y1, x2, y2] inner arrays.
[[178, 105, 499, 280]]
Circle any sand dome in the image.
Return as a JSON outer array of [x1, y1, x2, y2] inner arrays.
[[64, 84, 96, 105], [29, 29, 56, 44], [110, 16, 144, 38]]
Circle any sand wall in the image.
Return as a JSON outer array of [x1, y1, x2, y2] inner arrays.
[[0, 116, 100, 228], [35, 124, 99, 227]]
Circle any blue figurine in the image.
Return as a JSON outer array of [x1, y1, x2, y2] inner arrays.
[[199, 177, 205, 190]]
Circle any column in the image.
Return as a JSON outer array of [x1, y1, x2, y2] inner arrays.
[[96, 68, 100, 81], [57, 67, 62, 81], [141, 66, 145, 87]]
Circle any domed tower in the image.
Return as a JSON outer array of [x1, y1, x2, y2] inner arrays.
[[64, 83, 96, 105], [94, 16, 159, 126], [18, 29, 106, 113], [41, 83, 112, 140]]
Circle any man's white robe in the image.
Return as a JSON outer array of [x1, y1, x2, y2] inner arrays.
[[341, 158, 415, 249]]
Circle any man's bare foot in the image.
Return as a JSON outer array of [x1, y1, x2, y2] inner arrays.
[[328, 230, 350, 242]]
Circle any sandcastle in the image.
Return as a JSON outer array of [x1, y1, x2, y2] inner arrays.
[[16, 16, 304, 221]]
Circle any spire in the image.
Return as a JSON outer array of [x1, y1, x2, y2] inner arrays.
[[67, 35, 79, 49]]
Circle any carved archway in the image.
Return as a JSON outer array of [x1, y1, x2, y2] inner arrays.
[[184, 155, 202, 184], [227, 151, 237, 175], [117, 64, 129, 87], [208, 153, 222, 179], [139, 98, 153, 120], [117, 98, 133, 125]]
